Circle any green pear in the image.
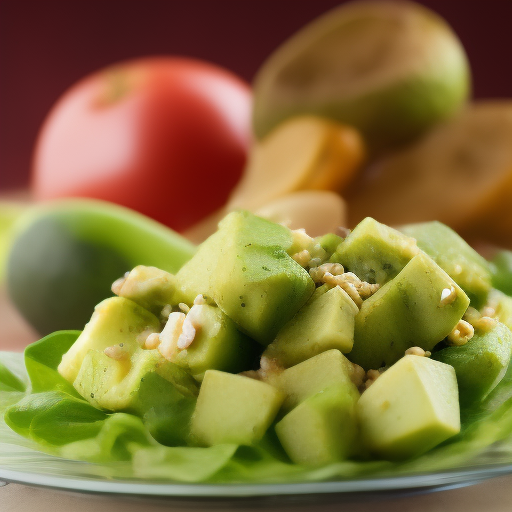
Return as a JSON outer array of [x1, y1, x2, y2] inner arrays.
[[253, 0, 470, 153]]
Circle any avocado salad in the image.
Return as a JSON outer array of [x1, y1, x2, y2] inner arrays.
[[1, 211, 512, 483]]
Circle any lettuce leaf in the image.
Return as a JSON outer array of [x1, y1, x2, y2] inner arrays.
[[24, 330, 81, 396], [132, 444, 238, 482], [5, 391, 107, 446], [60, 413, 156, 463], [0, 352, 28, 409], [0, 360, 25, 393]]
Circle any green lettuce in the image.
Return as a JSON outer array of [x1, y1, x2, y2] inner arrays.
[[24, 330, 82, 396], [1, 331, 511, 484]]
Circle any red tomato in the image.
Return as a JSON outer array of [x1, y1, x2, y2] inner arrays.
[[32, 57, 252, 232]]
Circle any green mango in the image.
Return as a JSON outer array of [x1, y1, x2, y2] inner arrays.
[[7, 199, 195, 335], [253, 0, 469, 154]]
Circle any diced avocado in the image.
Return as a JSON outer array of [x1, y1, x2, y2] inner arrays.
[[74, 347, 198, 411], [491, 250, 512, 296], [315, 233, 344, 259], [400, 221, 492, 308], [74, 347, 198, 445], [305, 283, 330, 304], [174, 228, 224, 305], [264, 286, 359, 368], [357, 355, 460, 460], [334, 217, 419, 285], [350, 253, 470, 370], [113, 265, 180, 315], [177, 210, 294, 301], [190, 370, 284, 446], [432, 322, 512, 407], [275, 384, 359, 466], [58, 297, 161, 383], [271, 349, 359, 412], [169, 304, 259, 381], [177, 211, 315, 345], [490, 290, 512, 330], [475, 349, 512, 417]]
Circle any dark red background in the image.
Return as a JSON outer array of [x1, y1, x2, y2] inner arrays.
[[1, 0, 511, 191]]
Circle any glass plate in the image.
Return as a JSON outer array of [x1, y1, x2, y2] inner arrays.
[[1, 466, 512, 501], [1, 438, 511, 500]]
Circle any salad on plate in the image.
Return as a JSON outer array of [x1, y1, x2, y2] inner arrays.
[[1, 211, 512, 484]]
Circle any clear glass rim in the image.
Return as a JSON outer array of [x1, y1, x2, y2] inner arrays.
[[1, 464, 511, 497]]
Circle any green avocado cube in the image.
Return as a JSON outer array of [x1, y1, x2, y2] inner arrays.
[[350, 253, 470, 370], [432, 322, 512, 407], [275, 384, 359, 466], [190, 370, 284, 446], [177, 210, 294, 302], [177, 211, 314, 344], [357, 355, 460, 460], [169, 304, 259, 381], [74, 348, 198, 411], [400, 221, 492, 308], [334, 217, 419, 285], [58, 297, 161, 383], [112, 265, 181, 315], [315, 233, 344, 258], [264, 286, 359, 368], [271, 349, 359, 412], [74, 347, 198, 445], [491, 290, 512, 331], [491, 250, 512, 297]]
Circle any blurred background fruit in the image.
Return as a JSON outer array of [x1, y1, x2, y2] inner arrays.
[[255, 190, 346, 237], [7, 200, 195, 335], [31, 57, 252, 233], [228, 116, 365, 211], [183, 115, 360, 243], [346, 101, 512, 248], [253, 0, 470, 154], [0, 199, 28, 284], [492, 251, 512, 296], [1, 0, 511, 192]]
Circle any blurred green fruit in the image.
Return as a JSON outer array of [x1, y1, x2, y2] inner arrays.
[[0, 201, 28, 284], [7, 200, 195, 335], [253, 0, 470, 154]]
